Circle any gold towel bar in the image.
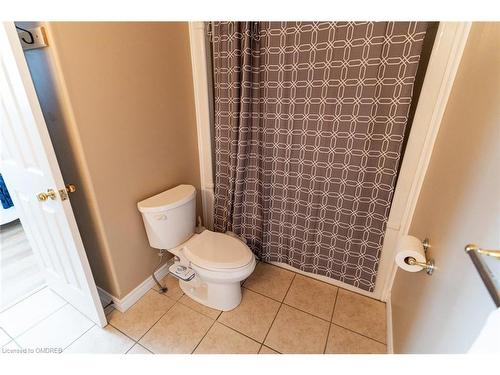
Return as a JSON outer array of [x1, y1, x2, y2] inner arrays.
[[465, 244, 500, 259]]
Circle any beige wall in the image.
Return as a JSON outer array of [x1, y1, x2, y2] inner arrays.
[[391, 23, 500, 353], [22, 22, 201, 298]]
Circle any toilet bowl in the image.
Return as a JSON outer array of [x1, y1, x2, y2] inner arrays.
[[171, 230, 256, 310], [137, 185, 255, 311]]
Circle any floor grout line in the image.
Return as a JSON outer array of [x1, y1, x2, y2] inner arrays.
[[329, 323, 388, 346], [10, 300, 68, 342], [264, 261, 385, 304], [190, 315, 218, 354], [107, 287, 183, 350], [241, 285, 285, 304], [174, 276, 287, 352], [135, 282, 183, 309], [177, 284, 269, 353], [62, 323, 96, 352], [0, 284, 48, 314], [107, 286, 219, 354], [0, 326, 14, 343], [260, 303, 283, 349], [323, 288, 339, 353], [106, 284, 386, 354], [260, 344, 282, 354], [9, 302, 90, 352], [125, 342, 153, 354], [176, 296, 223, 321], [258, 272, 296, 351], [6, 338, 22, 350], [215, 319, 264, 347], [242, 283, 333, 323], [140, 290, 224, 354], [107, 322, 140, 344], [242, 266, 387, 346], [246, 265, 388, 350], [99, 262, 386, 354]]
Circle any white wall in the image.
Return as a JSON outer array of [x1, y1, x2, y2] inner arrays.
[[391, 23, 500, 353]]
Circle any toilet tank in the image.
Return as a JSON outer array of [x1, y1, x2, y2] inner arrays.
[[137, 185, 196, 250]]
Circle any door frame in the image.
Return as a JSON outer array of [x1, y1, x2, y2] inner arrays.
[[188, 22, 471, 301], [377, 22, 472, 301], [189, 22, 215, 231], [1, 22, 107, 326]]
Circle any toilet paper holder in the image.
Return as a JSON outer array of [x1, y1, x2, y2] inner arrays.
[[403, 238, 435, 275]]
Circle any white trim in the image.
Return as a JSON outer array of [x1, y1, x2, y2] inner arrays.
[[189, 21, 215, 230], [377, 22, 472, 301], [97, 260, 171, 313], [386, 295, 394, 354]]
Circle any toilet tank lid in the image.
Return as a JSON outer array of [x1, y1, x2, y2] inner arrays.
[[137, 185, 196, 213]]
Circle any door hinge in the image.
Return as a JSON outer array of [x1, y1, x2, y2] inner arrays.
[[16, 25, 48, 51]]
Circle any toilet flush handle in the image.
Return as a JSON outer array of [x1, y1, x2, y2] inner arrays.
[[156, 214, 167, 220]]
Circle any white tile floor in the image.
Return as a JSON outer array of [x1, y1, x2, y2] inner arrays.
[[0, 286, 150, 354], [64, 325, 134, 354], [0, 327, 11, 347], [0, 287, 97, 354], [0, 287, 66, 338]]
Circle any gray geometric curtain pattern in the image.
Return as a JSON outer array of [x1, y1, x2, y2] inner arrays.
[[211, 22, 428, 291]]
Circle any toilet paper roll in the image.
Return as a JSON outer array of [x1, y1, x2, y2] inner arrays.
[[395, 235, 426, 272]]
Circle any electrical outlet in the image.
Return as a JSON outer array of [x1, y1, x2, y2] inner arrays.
[[17, 26, 48, 50]]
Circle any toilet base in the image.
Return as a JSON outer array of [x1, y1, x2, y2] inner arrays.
[[179, 277, 243, 311]]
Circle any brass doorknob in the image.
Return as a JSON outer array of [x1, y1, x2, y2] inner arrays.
[[37, 189, 57, 201], [65, 184, 77, 193]]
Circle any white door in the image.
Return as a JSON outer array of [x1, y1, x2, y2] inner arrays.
[[0, 22, 106, 327]]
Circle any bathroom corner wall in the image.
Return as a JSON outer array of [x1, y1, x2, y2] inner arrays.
[[390, 23, 500, 353], [21, 22, 202, 298]]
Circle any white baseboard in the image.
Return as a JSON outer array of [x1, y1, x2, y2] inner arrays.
[[386, 295, 394, 354], [97, 260, 171, 313]]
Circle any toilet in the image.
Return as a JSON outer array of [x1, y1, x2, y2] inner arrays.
[[137, 184, 256, 311]]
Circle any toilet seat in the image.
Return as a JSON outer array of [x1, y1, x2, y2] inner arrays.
[[184, 230, 254, 270], [138, 184, 256, 311]]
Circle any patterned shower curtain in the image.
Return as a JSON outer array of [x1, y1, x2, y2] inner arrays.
[[211, 22, 428, 291]]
